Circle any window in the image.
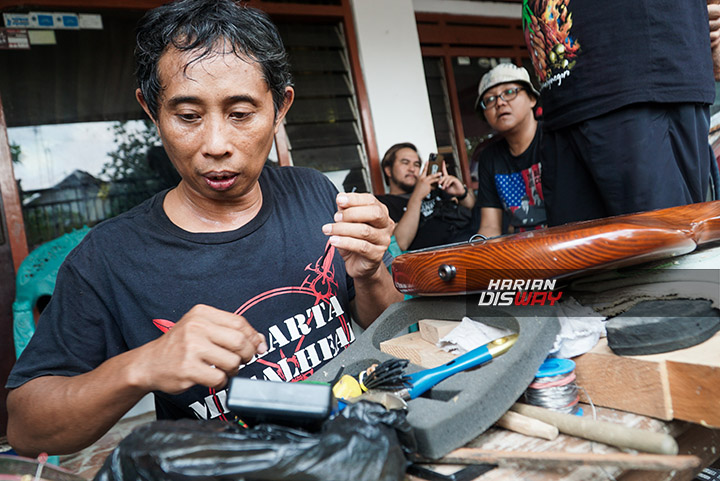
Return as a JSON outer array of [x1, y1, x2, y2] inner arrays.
[[278, 21, 370, 193], [417, 13, 529, 188], [0, 9, 161, 250]]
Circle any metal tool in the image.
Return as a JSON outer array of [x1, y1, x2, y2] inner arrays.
[[393, 334, 518, 401], [343, 390, 409, 411]]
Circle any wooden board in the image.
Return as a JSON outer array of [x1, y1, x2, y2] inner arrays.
[[574, 332, 720, 427], [573, 338, 672, 420], [647, 332, 720, 428], [418, 319, 459, 345], [379, 331, 456, 368]]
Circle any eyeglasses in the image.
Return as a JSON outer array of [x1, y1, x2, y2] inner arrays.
[[481, 87, 524, 110]]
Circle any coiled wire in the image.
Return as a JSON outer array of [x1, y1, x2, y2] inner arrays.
[[524, 359, 580, 415]]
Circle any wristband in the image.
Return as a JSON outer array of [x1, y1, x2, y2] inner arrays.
[[456, 185, 469, 201]]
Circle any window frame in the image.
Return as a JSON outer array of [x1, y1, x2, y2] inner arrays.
[[416, 12, 529, 190]]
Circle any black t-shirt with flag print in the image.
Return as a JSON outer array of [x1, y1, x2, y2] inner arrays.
[[476, 125, 546, 232]]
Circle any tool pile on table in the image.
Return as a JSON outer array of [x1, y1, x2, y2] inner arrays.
[[329, 201, 720, 479]]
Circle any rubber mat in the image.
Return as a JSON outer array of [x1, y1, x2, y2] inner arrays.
[[607, 299, 720, 355]]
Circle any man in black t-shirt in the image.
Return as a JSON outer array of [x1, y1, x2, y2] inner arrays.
[[6, 0, 402, 457], [376, 143, 476, 252], [523, 0, 715, 225], [474, 64, 546, 238]]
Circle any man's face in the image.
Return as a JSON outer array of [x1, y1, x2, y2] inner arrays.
[[482, 82, 536, 134], [138, 46, 292, 203], [386, 147, 422, 194]]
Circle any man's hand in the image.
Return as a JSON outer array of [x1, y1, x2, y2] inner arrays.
[[438, 160, 476, 209], [437, 161, 465, 197], [710, 1, 720, 79], [132, 305, 267, 394], [322, 193, 394, 280], [411, 161, 442, 202]]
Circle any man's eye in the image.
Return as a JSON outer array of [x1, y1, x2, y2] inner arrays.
[[177, 113, 199, 122], [505, 88, 516, 95], [230, 112, 250, 120], [485, 96, 496, 104]]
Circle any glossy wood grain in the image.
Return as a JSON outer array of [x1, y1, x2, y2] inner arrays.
[[392, 201, 720, 295]]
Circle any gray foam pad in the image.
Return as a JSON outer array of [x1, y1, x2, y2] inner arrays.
[[309, 297, 560, 459], [607, 299, 720, 356]]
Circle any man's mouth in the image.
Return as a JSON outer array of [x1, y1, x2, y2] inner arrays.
[[204, 172, 238, 191]]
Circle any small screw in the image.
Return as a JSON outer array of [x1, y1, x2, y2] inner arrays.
[[438, 264, 456, 281]]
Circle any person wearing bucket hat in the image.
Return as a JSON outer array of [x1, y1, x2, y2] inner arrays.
[[474, 63, 546, 238], [473, 63, 540, 115], [522, 0, 715, 226]]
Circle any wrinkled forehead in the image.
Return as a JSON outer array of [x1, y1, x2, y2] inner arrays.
[[158, 39, 257, 78], [154, 48, 269, 107]]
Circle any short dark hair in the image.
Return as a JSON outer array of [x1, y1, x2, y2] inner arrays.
[[135, 0, 293, 119], [381, 142, 418, 185]]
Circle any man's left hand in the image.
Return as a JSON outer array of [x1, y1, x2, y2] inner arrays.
[[322, 193, 394, 279]]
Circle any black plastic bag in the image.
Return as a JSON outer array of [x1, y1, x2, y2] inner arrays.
[[94, 401, 415, 481]]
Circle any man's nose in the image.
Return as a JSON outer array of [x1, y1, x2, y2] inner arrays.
[[202, 116, 233, 158]]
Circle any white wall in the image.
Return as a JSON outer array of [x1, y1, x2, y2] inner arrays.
[[350, 1, 521, 193], [413, 0, 520, 18], [350, 0, 437, 193]]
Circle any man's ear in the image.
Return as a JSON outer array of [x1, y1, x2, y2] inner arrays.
[[383, 164, 393, 183], [274, 86, 295, 133], [135, 88, 157, 124]]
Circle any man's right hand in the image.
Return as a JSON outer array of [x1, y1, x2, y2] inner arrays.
[[132, 305, 267, 394], [7, 305, 267, 457], [410, 162, 442, 201]]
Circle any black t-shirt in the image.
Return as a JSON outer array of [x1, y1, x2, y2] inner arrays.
[[523, 0, 715, 130], [7, 166, 356, 422], [476, 125, 546, 231], [377, 190, 474, 251]]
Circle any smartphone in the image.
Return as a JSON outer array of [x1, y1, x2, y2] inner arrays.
[[427, 153, 442, 175]]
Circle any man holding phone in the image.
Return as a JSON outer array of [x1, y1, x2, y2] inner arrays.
[[376, 143, 476, 252]]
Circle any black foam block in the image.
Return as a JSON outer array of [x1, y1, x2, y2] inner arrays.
[[309, 297, 560, 459], [606, 299, 720, 356]]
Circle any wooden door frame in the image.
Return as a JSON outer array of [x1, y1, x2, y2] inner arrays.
[[417, 12, 528, 189]]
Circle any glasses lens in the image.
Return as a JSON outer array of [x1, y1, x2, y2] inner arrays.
[[482, 95, 496, 110], [502, 88, 520, 101]]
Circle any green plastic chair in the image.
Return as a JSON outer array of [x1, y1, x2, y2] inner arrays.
[[12, 226, 90, 358]]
